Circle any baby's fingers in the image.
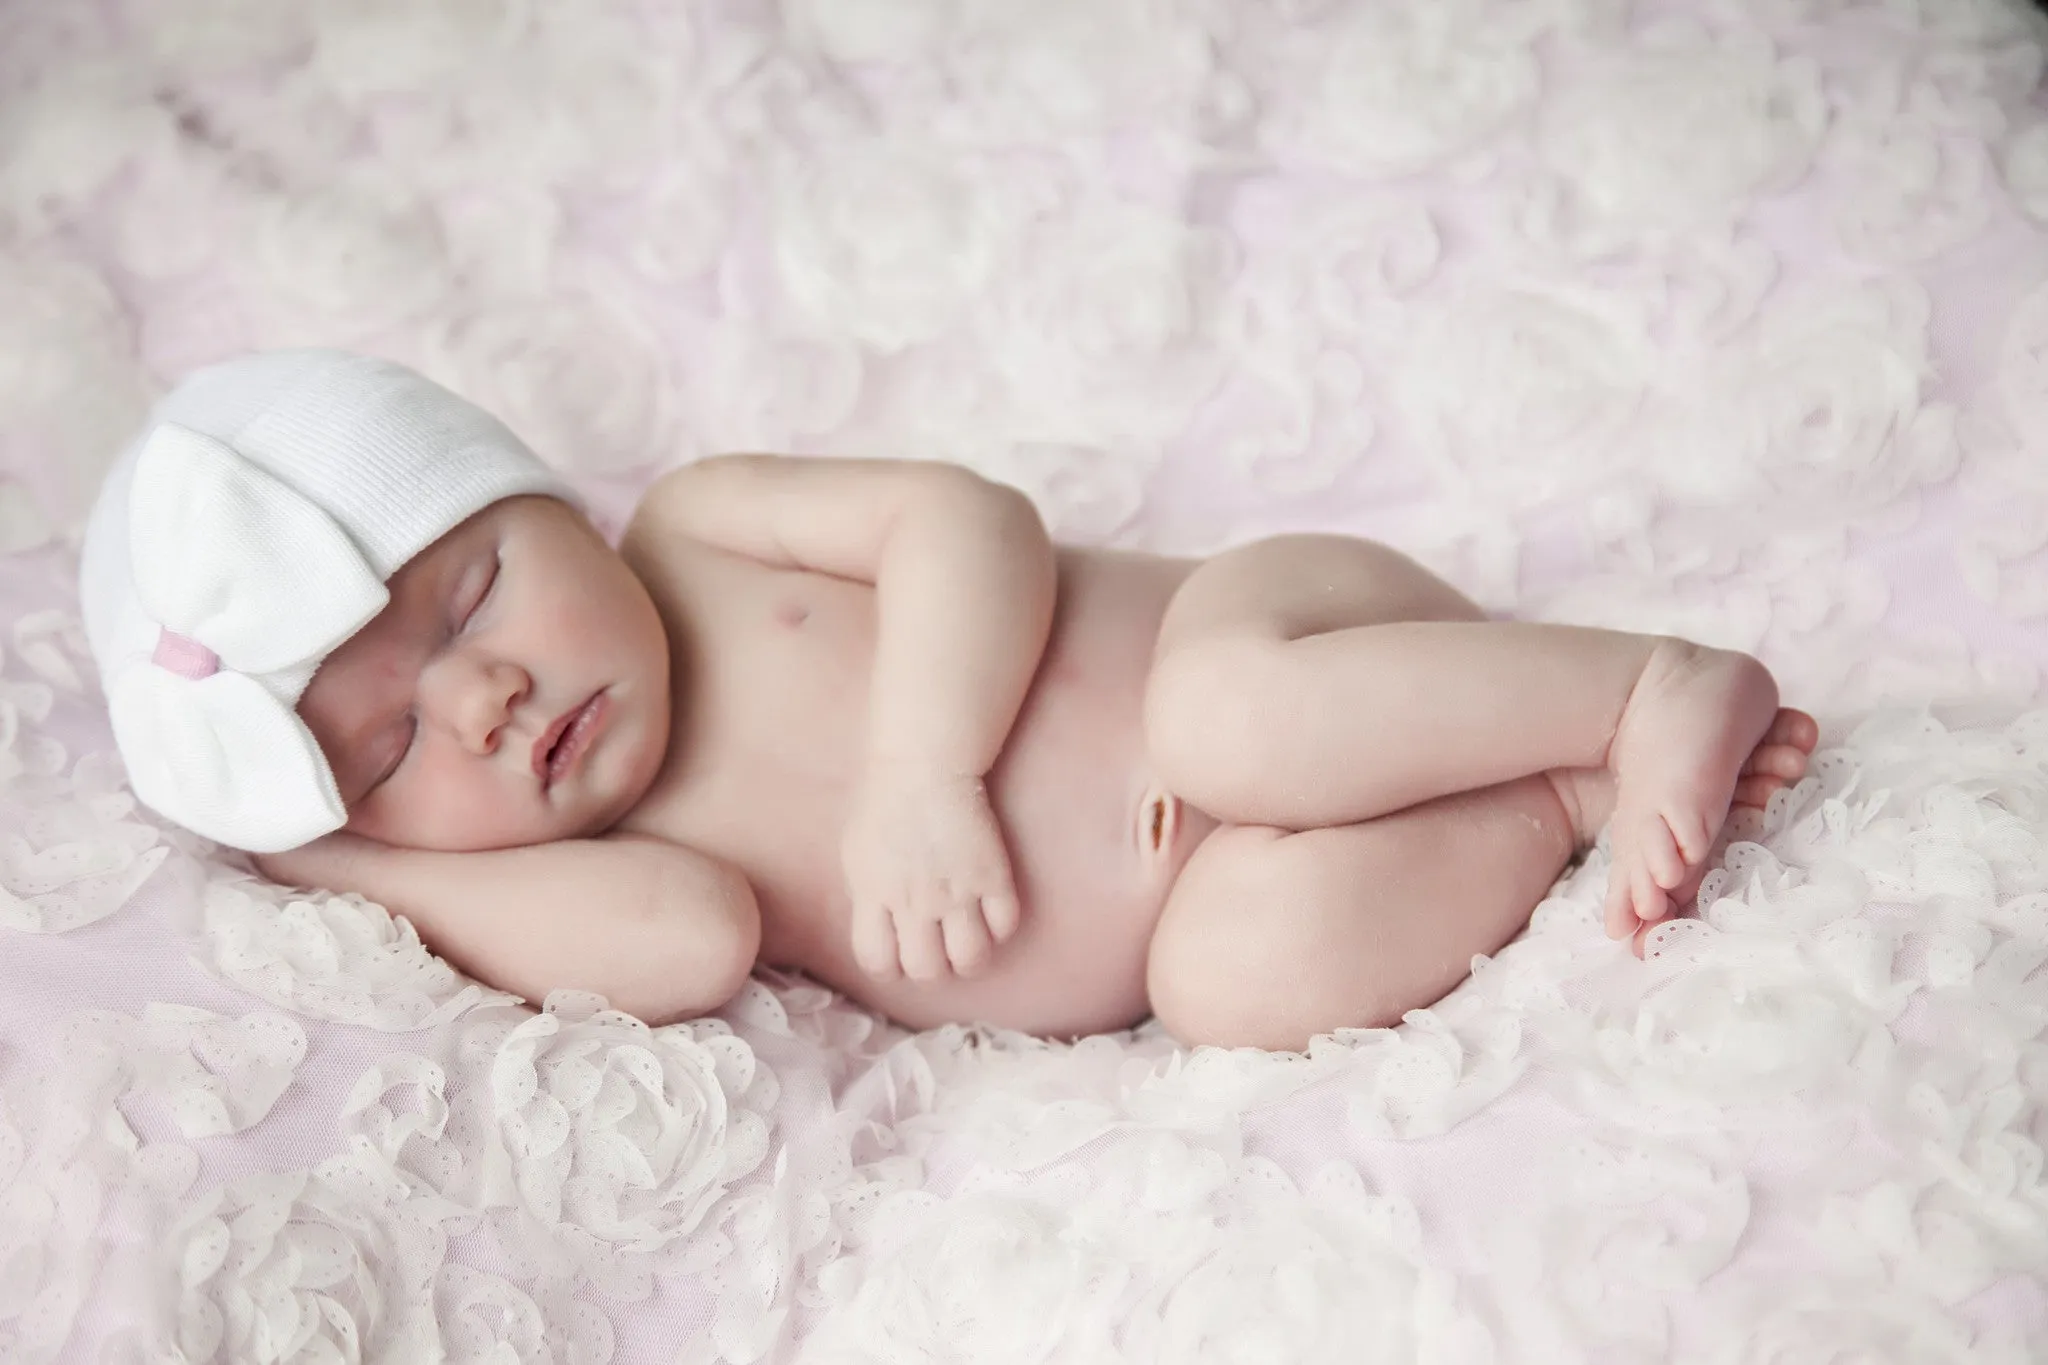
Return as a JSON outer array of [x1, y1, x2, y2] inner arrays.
[[852, 902, 902, 980], [896, 914, 949, 982], [942, 908, 994, 977], [981, 889, 1020, 943]]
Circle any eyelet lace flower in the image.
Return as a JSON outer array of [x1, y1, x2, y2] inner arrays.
[[55, 1004, 306, 1138], [1259, 0, 1548, 176], [1402, 280, 1651, 512], [1334, 1008, 1525, 1139], [1998, 278, 2048, 449], [1492, 1137, 1751, 1358], [198, 877, 517, 1031], [1820, 45, 2020, 265], [1721, 1284, 1994, 1365], [0, 58, 171, 238], [769, 136, 1018, 353], [782, 0, 950, 66], [927, 0, 1220, 145], [107, 147, 240, 285], [959, 440, 1152, 545], [123, 0, 311, 76], [806, 1183, 1136, 1362], [1205, 198, 1436, 498], [436, 1264, 616, 1365], [443, 10, 683, 193], [0, 480, 49, 555], [0, 667, 56, 796], [1591, 936, 1888, 1110], [309, 0, 530, 106], [13, 604, 107, 704], [627, 128, 737, 286], [144, 1163, 447, 1364], [973, 193, 1228, 455], [251, 168, 453, 340], [1649, 278, 1957, 534], [0, 745, 166, 934], [1, 1039, 199, 1365], [2003, 121, 2048, 224], [424, 289, 678, 478], [685, 318, 866, 455], [1535, 21, 1824, 236], [0, 246, 151, 529], [1135, 1159, 1486, 1363], [809, 1143, 1490, 1363], [355, 993, 778, 1293]]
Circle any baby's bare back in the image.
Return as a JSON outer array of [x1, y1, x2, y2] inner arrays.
[[617, 536, 1217, 1036]]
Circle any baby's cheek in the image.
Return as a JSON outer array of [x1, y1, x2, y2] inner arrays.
[[367, 759, 533, 852]]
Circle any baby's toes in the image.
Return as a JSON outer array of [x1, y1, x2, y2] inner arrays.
[[1603, 861, 1639, 940], [1629, 862, 1673, 932], [1765, 708, 1819, 754], [1732, 772, 1786, 810], [1631, 913, 1673, 959], [1604, 833, 1675, 939], [1645, 811, 1696, 887], [1743, 743, 1810, 782], [853, 907, 903, 981]]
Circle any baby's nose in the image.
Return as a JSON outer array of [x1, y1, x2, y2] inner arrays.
[[434, 657, 531, 755]]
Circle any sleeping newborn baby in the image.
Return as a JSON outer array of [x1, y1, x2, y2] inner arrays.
[[82, 350, 1818, 1050]]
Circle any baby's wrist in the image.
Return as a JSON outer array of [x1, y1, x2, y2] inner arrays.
[[254, 829, 378, 892], [861, 749, 983, 785]]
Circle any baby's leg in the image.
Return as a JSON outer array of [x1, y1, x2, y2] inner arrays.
[[1147, 763, 1799, 1048], [1146, 777, 1587, 1050], [1143, 535, 1816, 935]]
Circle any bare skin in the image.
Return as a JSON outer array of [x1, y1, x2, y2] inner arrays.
[[272, 457, 1817, 1050]]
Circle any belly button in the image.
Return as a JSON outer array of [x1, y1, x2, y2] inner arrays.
[[775, 600, 810, 628], [1136, 781, 1180, 860]]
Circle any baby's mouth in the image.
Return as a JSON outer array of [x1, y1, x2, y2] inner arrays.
[[534, 690, 608, 788]]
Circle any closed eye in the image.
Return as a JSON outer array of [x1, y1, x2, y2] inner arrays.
[[364, 714, 418, 799], [458, 554, 502, 631]]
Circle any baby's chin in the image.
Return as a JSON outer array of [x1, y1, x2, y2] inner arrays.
[[341, 800, 576, 852], [347, 782, 650, 853]]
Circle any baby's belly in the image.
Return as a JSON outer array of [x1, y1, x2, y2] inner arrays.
[[766, 551, 1217, 1037]]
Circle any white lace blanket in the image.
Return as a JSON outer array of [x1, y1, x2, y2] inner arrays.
[[3, 1, 2048, 1360]]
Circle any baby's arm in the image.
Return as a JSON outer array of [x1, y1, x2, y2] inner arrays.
[[257, 833, 761, 1024], [635, 454, 1057, 979]]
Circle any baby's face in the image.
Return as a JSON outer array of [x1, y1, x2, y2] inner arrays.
[[298, 496, 671, 851]]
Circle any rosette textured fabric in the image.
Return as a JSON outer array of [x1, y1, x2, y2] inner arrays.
[[3, 1, 2048, 1361]]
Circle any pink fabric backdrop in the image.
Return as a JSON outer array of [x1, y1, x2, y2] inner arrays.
[[2, 0, 2047, 1360]]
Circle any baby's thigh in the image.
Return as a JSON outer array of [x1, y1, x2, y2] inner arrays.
[[1145, 776, 1573, 1051], [1151, 533, 1483, 662]]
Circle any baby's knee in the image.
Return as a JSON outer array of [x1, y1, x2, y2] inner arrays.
[[1142, 637, 1291, 809]]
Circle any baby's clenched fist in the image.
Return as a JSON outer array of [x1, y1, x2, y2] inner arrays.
[[841, 762, 1022, 982]]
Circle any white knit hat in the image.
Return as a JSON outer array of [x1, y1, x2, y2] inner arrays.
[[79, 349, 574, 853]]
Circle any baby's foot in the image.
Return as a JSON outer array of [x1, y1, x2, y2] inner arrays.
[[1601, 641, 1818, 941]]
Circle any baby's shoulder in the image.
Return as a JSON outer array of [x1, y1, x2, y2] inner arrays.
[[619, 467, 689, 561]]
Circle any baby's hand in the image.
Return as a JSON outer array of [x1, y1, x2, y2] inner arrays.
[[841, 761, 1022, 981]]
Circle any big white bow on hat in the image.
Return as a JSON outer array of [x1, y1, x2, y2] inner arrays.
[[105, 423, 390, 853]]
